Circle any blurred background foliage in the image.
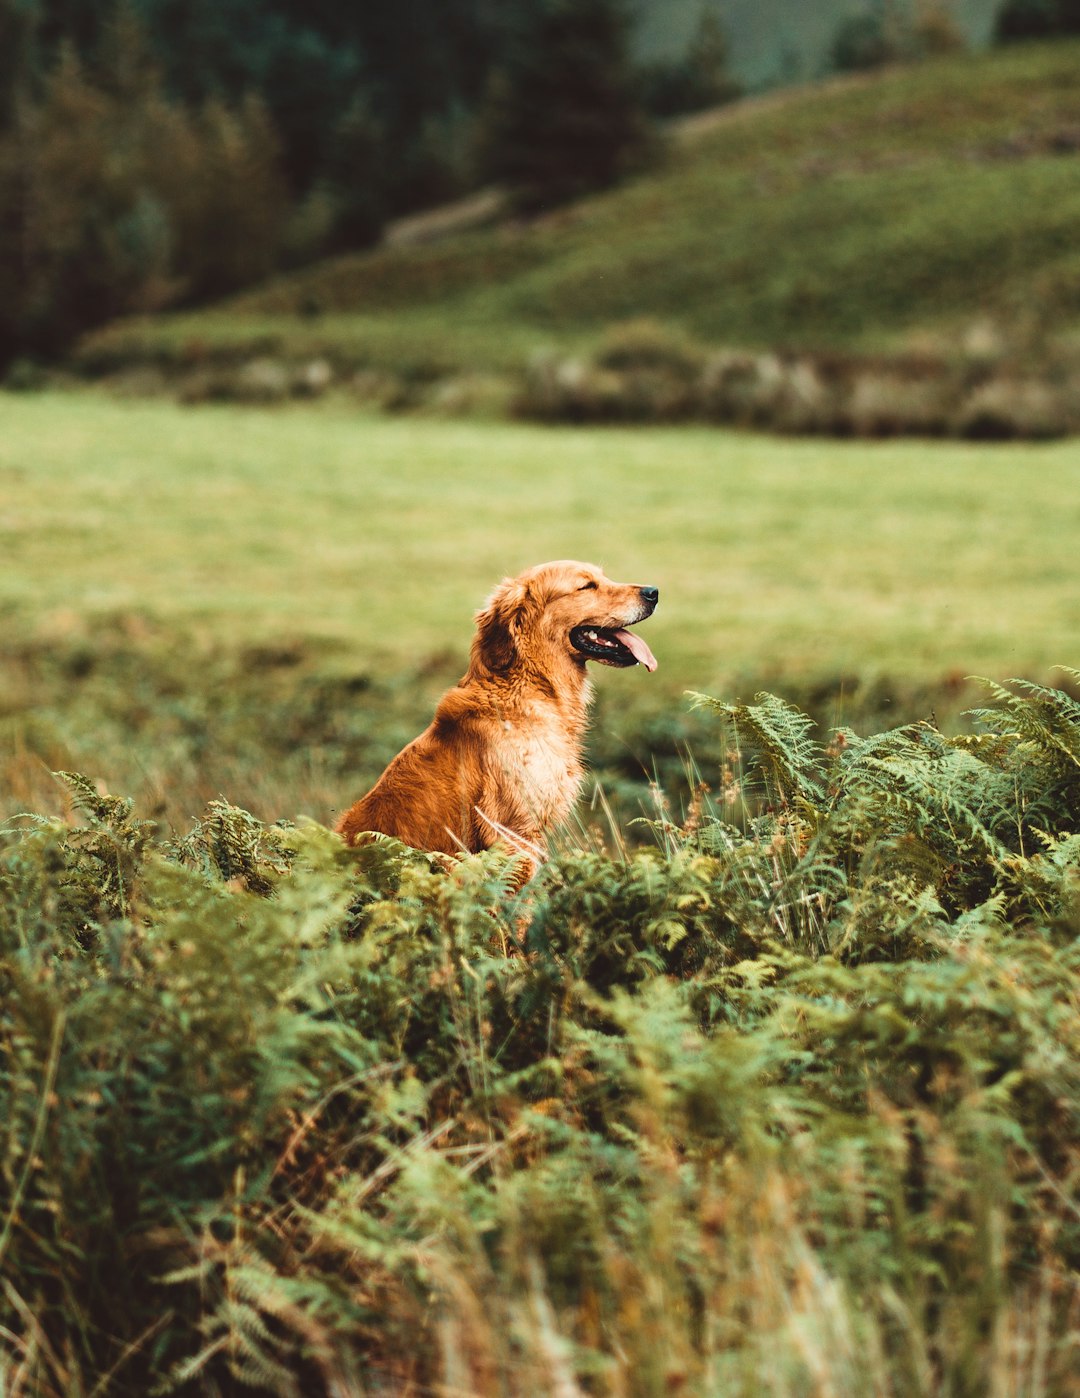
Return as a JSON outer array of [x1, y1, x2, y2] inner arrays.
[[0, 0, 1047, 367]]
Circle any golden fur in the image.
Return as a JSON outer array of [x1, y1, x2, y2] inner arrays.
[[336, 561, 658, 865]]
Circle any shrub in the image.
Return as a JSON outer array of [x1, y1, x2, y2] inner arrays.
[[829, 11, 904, 72], [954, 376, 1071, 439], [3, 674, 1080, 1391], [509, 338, 1080, 441], [844, 368, 952, 436], [2, 358, 50, 392], [830, 1, 966, 71], [698, 350, 837, 432], [421, 372, 516, 418], [638, 10, 742, 118], [594, 316, 706, 377], [911, 0, 968, 54], [514, 351, 629, 421]]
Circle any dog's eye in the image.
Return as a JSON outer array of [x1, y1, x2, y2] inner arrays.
[[577, 581, 598, 592]]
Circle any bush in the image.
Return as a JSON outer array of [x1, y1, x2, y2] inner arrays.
[[3, 674, 1080, 1392], [699, 350, 838, 432], [515, 351, 629, 421], [509, 334, 1080, 441], [638, 10, 742, 118], [953, 376, 1071, 439], [830, 1, 967, 71], [844, 368, 952, 436], [912, 0, 968, 54], [594, 316, 706, 376], [829, 11, 903, 71], [2, 358, 50, 392]]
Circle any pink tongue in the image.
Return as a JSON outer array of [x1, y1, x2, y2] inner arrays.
[[613, 628, 657, 672]]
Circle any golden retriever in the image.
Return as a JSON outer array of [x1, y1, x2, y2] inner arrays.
[[336, 560, 658, 866]]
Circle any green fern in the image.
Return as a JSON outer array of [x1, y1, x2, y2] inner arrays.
[[4, 710, 1080, 1397], [837, 725, 1012, 861], [52, 769, 157, 923], [169, 798, 295, 895], [966, 672, 1080, 842], [688, 690, 827, 806], [969, 674, 1080, 770]]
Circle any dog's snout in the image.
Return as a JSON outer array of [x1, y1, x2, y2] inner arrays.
[[639, 585, 659, 608]]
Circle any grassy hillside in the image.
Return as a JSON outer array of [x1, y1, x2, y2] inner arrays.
[[77, 42, 1080, 389], [3, 391, 1079, 830]]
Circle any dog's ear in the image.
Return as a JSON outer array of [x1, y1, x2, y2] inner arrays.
[[473, 577, 531, 674]]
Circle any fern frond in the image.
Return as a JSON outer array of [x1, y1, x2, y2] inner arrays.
[[49, 770, 156, 922], [689, 690, 826, 806], [823, 721, 1023, 925], [969, 676, 1080, 770], [1051, 664, 1080, 691], [859, 755, 1009, 862], [169, 799, 294, 895], [54, 769, 156, 844]]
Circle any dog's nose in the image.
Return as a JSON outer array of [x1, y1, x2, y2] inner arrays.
[[639, 586, 659, 606]]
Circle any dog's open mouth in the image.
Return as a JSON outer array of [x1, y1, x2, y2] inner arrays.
[[570, 625, 657, 672]]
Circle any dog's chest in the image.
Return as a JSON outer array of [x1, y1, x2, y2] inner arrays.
[[496, 714, 583, 827]]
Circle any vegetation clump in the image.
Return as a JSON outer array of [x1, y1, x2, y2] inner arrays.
[[2, 675, 1080, 1394], [516, 330, 1080, 438], [995, 0, 1080, 41]]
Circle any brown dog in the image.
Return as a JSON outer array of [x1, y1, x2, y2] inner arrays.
[[336, 561, 658, 866]]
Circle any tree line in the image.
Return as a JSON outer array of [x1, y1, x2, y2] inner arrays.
[[0, 0, 739, 365], [0, 0, 1070, 367]]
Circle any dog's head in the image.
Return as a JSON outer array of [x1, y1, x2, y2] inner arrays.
[[472, 560, 658, 678]]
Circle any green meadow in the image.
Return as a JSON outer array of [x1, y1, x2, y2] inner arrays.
[[3, 385, 1080, 1395], [4, 391, 1077, 678], [3, 389, 1078, 826]]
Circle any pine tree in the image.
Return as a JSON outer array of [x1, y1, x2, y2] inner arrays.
[[639, 9, 741, 119], [480, 0, 650, 214], [321, 94, 387, 251]]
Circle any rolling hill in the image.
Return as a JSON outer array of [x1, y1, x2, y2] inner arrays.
[[77, 41, 1080, 393]]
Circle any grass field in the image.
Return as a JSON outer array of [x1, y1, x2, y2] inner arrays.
[[76, 42, 1080, 384], [3, 391, 1080, 1395], [2, 390, 1078, 828], [5, 391, 1078, 677]]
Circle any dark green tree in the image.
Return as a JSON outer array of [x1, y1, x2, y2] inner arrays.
[[480, 0, 651, 214], [320, 94, 388, 252], [639, 9, 741, 119], [0, 0, 42, 120], [994, 0, 1080, 38], [23, 0, 509, 214], [829, 7, 902, 71]]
